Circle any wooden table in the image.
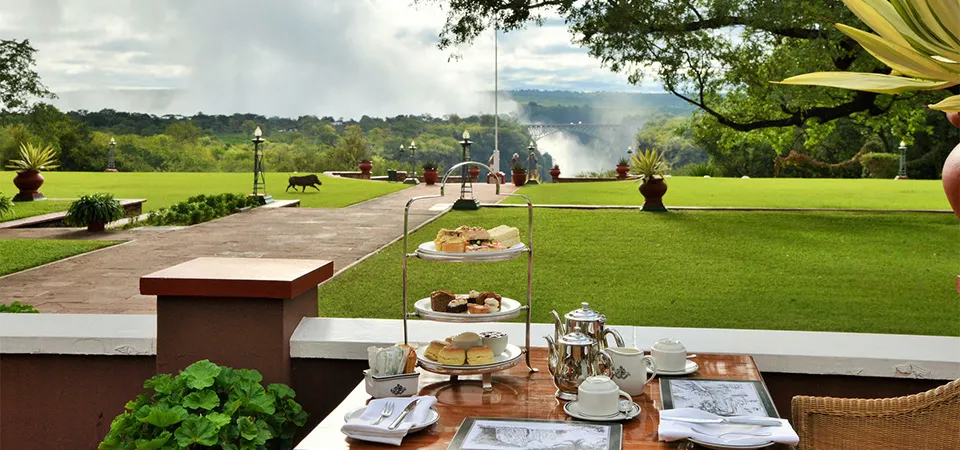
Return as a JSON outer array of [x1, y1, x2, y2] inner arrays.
[[297, 348, 788, 449]]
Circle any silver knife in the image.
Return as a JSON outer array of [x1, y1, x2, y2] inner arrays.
[[387, 399, 420, 430], [661, 416, 782, 427]]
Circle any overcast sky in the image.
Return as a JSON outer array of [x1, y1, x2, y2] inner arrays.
[[0, 0, 663, 118]]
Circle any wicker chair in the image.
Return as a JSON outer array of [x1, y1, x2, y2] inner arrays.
[[791, 378, 960, 449]]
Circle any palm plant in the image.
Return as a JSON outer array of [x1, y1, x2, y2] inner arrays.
[[64, 193, 125, 231], [778, 0, 960, 112], [5, 142, 60, 172], [631, 148, 669, 181], [617, 156, 630, 166], [0, 194, 12, 218]]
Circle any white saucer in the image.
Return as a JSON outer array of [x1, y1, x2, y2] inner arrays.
[[564, 400, 641, 422], [648, 360, 698, 376], [343, 406, 439, 433]]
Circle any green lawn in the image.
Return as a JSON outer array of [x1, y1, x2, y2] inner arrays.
[[0, 200, 74, 223], [3, 172, 409, 212], [504, 177, 950, 210], [318, 208, 960, 336], [0, 239, 118, 276]]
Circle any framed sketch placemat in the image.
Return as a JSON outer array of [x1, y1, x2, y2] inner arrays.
[[448, 418, 623, 450], [660, 378, 779, 418]]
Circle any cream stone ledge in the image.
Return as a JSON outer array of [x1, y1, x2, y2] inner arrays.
[[291, 318, 960, 380], [0, 314, 156, 356]]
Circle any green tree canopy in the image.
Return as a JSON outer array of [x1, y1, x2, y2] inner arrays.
[[0, 39, 55, 112]]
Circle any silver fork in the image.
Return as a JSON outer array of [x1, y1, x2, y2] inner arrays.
[[371, 401, 394, 426], [690, 424, 773, 438]]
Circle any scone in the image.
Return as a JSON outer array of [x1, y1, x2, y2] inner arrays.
[[467, 345, 495, 365], [425, 340, 447, 361], [430, 290, 456, 311], [438, 345, 466, 365]]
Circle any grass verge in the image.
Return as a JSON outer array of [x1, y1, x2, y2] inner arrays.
[[505, 177, 950, 210], [318, 208, 959, 336], [0, 200, 74, 223], [0, 239, 119, 276], [11, 172, 410, 212]]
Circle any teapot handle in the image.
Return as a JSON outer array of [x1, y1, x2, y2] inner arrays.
[[604, 328, 625, 348]]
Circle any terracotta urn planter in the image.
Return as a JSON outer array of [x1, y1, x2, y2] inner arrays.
[[550, 167, 561, 182], [639, 177, 668, 212], [358, 161, 373, 179], [12, 170, 45, 201], [423, 168, 438, 185], [512, 170, 527, 187], [944, 112, 960, 219], [87, 221, 106, 232], [616, 164, 630, 180], [469, 166, 480, 182]]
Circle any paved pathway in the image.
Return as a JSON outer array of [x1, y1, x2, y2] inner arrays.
[[0, 183, 515, 314]]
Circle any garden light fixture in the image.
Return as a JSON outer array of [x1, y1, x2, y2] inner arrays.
[[250, 126, 273, 204], [454, 129, 479, 210]]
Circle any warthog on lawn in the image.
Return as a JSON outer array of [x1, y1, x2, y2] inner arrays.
[[286, 174, 323, 192]]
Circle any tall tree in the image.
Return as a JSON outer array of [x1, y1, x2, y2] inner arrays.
[[0, 39, 55, 112], [421, 0, 951, 132]]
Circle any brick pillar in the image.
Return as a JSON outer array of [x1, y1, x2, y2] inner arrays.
[[141, 257, 333, 385]]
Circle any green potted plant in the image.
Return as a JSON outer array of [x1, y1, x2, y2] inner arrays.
[[511, 160, 527, 187], [615, 156, 631, 180], [0, 193, 12, 218], [632, 148, 670, 212], [64, 193, 125, 232], [99, 360, 308, 450], [422, 161, 439, 185], [5, 142, 59, 201], [777, 0, 960, 217], [549, 164, 561, 182]]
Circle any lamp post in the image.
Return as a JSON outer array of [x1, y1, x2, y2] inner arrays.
[[453, 130, 480, 210], [896, 140, 909, 180], [627, 146, 633, 158], [250, 127, 273, 204], [105, 138, 117, 172], [526, 141, 540, 185], [402, 140, 420, 184]]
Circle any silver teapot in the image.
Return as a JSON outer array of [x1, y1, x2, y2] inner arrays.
[[551, 302, 624, 351], [544, 326, 613, 400]]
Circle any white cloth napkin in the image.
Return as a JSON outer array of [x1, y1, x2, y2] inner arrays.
[[658, 408, 799, 446], [340, 396, 438, 446]]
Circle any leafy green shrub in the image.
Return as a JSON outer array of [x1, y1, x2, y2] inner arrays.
[[0, 301, 39, 313], [860, 153, 900, 179], [0, 193, 12, 218], [422, 161, 438, 171], [142, 194, 259, 226], [64, 193, 125, 228], [678, 162, 721, 177], [100, 360, 308, 450]]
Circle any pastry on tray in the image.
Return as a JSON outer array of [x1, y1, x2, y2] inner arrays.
[[467, 304, 489, 314], [430, 290, 456, 311], [484, 298, 500, 313], [467, 345, 495, 365], [446, 298, 468, 313], [424, 340, 447, 361], [438, 345, 466, 365], [432, 225, 520, 253]]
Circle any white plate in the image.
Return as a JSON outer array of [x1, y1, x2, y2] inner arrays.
[[343, 406, 439, 433], [649, 360, 698, 376], [417, 343, 522, 372], [688, 436, 776, 449], [564, 400, 640, 422], [415, 242, 527, 262], [414, 296, 522, 322]]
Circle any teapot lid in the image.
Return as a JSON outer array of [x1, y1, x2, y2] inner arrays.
[[558, 326, 596, 346], [565, 302, 606, 323]]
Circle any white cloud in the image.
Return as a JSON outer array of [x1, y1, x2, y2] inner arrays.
[[0, 0, 663, 117]]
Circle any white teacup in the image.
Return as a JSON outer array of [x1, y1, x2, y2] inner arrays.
[[577, 376, 632, 417], [651, 338, 687, 372], [606, 347, 657, 396]]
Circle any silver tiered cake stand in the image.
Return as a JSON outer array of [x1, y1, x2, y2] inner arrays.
[[401, 161, 538, 391]]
